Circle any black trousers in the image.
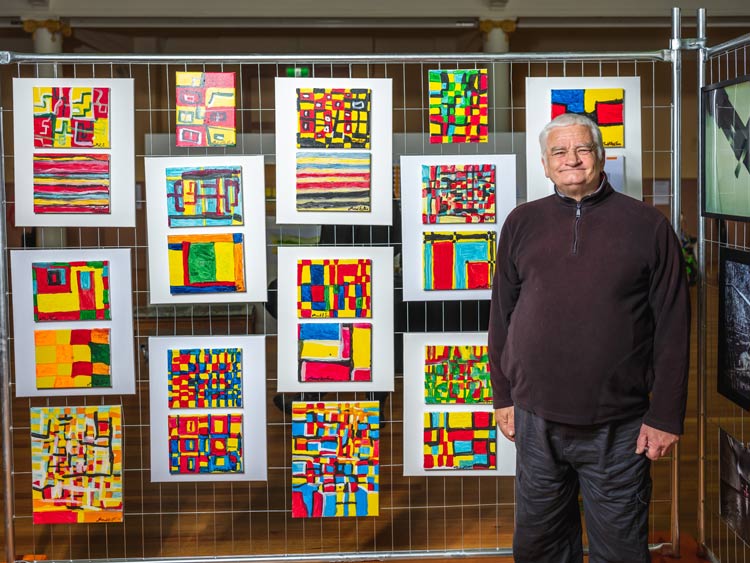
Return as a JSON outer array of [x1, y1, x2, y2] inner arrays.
[[513, 407, 651, 563]]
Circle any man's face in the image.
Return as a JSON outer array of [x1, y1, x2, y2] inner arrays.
[[541, 124, 604, 200]]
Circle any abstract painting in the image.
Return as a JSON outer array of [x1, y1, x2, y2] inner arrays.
[[31, 405, 122, 524], [32, 260, 110, 322], [703, 75, 750, 219], [166, 165, 243, 227], [297, 88, 371, 149], [33, 153, 111, 214], [14, 78, 135, 228], [525, 76, 642, 202], [423, 411, 496, 470], [168, 413, 243, 474], [424, 345, 492, 404], [720, 428, 750, 544], [34, 328, 111, 390], [277, 247, 394, 393], [148, 335, 267, 482], [176, 71, 236, 147], [12, 248, 134, 398], [167, 347, 243, 408], [298, 322, 372, 382], [275, 77, 392, 226], [145, 155, 267, 304], [33, 86, 110, 148], [296, 152, 371, 212], [422, 163, 496, 223], [719, 247, 750, 409], [297, 258, 371, 318], [400, 155, 514, 301], [428, 69, 488, 144], [422, 231, 496, 291], [551, 88, 625, 147], [291, 401, 379, 518], [167, 233, 246, 295], [402, 332, 515, 476]]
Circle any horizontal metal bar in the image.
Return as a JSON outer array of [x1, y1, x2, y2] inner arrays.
[[706, 32, 750, 57], [0, 50, 670, 65], [29, 542, 673, 563]]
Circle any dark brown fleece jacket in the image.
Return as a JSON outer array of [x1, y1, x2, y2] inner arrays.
[[488, 179, 690, 435]]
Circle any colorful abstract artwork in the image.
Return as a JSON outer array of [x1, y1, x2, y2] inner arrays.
[[168, 413, 243, 474], [291, 401, 379, 517], [422, 231, 496, 291], [33, 86, 110, 149], [550, 88, 625, 147], [167, 347, 243, 408], [423, 411, 496, 470], [422, 164, 496, 223], [32, 260, 110, 322], [296, 152, 371, 212], [176, 72, 236, 147], [34, 328, 111, 389], [424, 345, 491, 404], [33, 154, 111, 215], [297, 88, 371, 149], [428, 69, 488, 144], [166, 165, 243, 227], [298, 322, 372, 382], [167, 233, 245, 294], [30, 405, 123, 524], [297, 259, 371, 318]]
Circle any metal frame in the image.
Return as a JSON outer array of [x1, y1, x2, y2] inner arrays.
[[0, 23, 684, 563], [696, 7, 750, 560]]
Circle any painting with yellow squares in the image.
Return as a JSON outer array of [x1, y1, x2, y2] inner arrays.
[[423, 411, 496, 470], [34, 328, 111, 390], [403, 332, 516, 476], [297, 88, 371, 149], [167, 347, 243, 408], [297, 258, 372, 318], [428, 69, 488, 144], [148, 335, 267, 482]]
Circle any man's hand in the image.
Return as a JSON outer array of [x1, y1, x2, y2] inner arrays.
[[495, 406, 515, 442], [635, 423, 679, 460]]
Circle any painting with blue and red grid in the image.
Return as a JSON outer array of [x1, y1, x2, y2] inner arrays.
[[168, 413, 243, 474]]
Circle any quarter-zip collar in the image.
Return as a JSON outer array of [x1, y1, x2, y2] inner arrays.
[[552, 173, 614, 255], [553, 172, 614, 208]]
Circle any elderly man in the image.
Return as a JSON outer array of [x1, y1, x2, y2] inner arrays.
[[488, 113, 690, 562]]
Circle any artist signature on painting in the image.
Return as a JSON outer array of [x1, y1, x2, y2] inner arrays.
[[348, 205, 371, 212]]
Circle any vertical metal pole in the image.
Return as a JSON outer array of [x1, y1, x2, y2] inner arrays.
[[669, 6, 682, 558], [695, 6, 708, 555], [0, 75, 16, 563]]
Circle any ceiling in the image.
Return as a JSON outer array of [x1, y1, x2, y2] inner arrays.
[[1, 0, 749, 24]]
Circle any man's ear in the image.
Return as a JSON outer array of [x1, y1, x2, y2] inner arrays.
[[541, 156, 551, 180]]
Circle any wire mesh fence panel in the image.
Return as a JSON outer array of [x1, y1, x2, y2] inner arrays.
[[0, 51, 675, 561], [701, 39, 750, 563]]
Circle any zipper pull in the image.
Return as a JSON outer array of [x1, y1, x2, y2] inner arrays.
[[576, 203, 582, 218]]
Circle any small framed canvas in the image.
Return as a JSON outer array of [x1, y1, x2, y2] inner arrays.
[[702, 74, 750, 220], [718, 247, 750, 410]]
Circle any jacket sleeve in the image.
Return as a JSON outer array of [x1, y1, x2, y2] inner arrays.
[[642, 218, 691, 435], [488, 217, 522, 409]]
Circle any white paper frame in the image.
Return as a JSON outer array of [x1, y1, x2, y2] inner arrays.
[[402, 332, 515, 476], [400, 155, 515, 301], [148, 335, 267, 482], [12, 78, 136, 227], [274, 77, 393, 226], [11, 248, 135, 397], [277, 246, 394, 392], [525, 76, 642, 203], [145, 155, 267, 304]]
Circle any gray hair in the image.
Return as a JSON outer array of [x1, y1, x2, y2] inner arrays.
[[539, 113, 604, 163]]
